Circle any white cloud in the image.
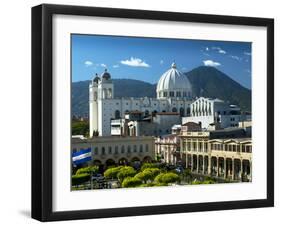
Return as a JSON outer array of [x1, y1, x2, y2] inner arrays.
[[244, 51, 251, 56], [212, 46, 226, 54], [120, 57, 150, 67], [229, 55, 242, 61], [160, 60, 164, 65], [203, 60, 221, 67], [84, 60, 93, 67], [113, 64, 119, 68], [100, 63, 107, 68], [201, 49, 210, 56]]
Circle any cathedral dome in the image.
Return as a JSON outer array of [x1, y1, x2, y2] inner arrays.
[[101, 69, 111, 80], [93, 73, 101, 83], [156, 62, 192, 99]]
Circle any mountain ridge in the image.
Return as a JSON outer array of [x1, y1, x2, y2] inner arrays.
[[72, 66, 251, 116]]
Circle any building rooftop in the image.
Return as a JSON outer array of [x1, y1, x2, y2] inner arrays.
[[156, 112, 180, 116]]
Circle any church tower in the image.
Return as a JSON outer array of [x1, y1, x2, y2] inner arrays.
[[89, 73, 100, 137], [97, 69, 114, 136], [89, 69, 114, 137]]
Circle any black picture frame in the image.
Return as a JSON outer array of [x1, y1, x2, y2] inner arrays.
[[31, 3, 274, 222]]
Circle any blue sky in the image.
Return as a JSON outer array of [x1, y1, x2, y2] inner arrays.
[[72, 34, 252, 89]]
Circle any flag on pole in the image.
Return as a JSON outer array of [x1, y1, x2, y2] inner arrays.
[[72, 148, 92, 165]]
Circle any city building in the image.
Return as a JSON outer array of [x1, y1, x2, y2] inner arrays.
[[182, 97, 251, 129], [72, 136, 155, 168], [89, 63, 193, 136], [179, 128, 252, 181], [155, 134, 180, 165], [110, 111, 181, 137]]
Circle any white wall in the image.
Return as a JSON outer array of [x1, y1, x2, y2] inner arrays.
[[0, 0, 279, 225]]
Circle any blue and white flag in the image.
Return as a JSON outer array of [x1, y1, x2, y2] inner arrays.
[[72, 148, 92, 165]]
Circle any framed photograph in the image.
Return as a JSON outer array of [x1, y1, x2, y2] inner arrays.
[[32, 4, 274, 221]]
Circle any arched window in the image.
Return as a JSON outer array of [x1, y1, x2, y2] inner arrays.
[[115, 110, 120, 119], [108, 88, 112, 98], [172, 107, 177, 112], [108, 146, 112, 154], [121, 145, 125, 153], [180, 107, 184, 116], [94, 91, 98, 101], [127, 145, 131, 153], [144, 110, 149, 117], [103, 88, 107, 99], [101, 147, 105, 155], [133, 145, 137, 152]]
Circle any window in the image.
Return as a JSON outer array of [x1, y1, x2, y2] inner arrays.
[[145, 110, 149, 116], [115, 110, 120, 119], [121, 145, 125, 153], [133, 145, 137, 153], [183, 91, 187, 97], [163, 92, 167, 97], [108, 146, 112, 154], [94, 147, 98, 155], [127, 145, 131, 153], [169, 91, 174, 97], [176, 91, 181, 97], [140, 145, 143, 152], [102, 147, 105, 155], [114, 146, 118, 154], [172, 107, 177, 112], [145, 144, 149, 152], [180, 107, 184, 117]]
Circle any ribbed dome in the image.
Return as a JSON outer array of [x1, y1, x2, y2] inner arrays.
[[156, 63, 192, 99]]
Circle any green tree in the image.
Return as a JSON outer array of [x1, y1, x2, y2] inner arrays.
[[104, 166, 123, 179], [117, 166, 136, 182], [72, 121, 89, 136], [72, 173, 90, 186], [121, 177, 142, 188], [141, 163, 158, 171], [135, 168, 160, 183], [76, 166, 98, 175], [154, 172, 180, 184]]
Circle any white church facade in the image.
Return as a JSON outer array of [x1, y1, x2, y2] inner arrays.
[[89, 63, 194, 136], [182, 97, 251, 129]]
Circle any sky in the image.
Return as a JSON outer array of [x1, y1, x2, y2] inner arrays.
[[72, 34, 252, 89]]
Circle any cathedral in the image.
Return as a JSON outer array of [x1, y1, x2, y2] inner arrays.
[[89, 62, 194, 136]]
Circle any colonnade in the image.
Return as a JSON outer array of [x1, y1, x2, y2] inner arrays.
[[182, 153, 252, 181]]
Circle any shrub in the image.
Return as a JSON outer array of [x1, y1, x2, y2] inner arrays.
[[117, 166, 136, 182], [76, 166, 98, 175], [72, 173, 90, 186], [141, 163, 158, 171], [104, 166, 123, 179], [191, 179, 215, 185], [154, 172, 180, 184], [121, 177, 142, 188], [135, 168, 161, 183]]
